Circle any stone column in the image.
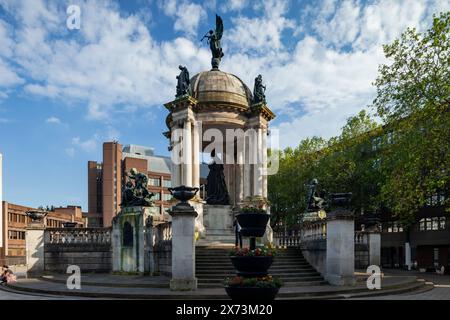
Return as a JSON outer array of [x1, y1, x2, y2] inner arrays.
[[326, 210, 356, 286], [192, 120, 200, 188], [170, 203, 198, 291], [253, 127, 263, 196], [182, 120, 192, 187], [244, 135, 251, 198], [171, 125, 181, 187], [262, 127, 268, 198], [236, 149, 244, 203], [368, 232, 381, 267], [26, 222, 46, 276]]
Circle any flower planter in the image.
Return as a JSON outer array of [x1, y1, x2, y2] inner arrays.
[[236, 213, 270, 237], [225, 286, 279, 301], [230, 256, 273, 277]]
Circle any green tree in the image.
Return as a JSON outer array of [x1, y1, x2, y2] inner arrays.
[[373, 12, 450, 224]]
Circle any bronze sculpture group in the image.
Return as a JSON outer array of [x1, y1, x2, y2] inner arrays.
[[121, 168, 155, 207]]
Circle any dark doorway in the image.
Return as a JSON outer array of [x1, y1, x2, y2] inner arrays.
[[123, 221, 133, 247]]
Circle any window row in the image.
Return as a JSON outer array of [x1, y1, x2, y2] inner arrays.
[[148, 177, 172, 187], [425, 192, 446, 207], [8, 213, 30, 224], [8, 230, 25, 240], [151, 192, 173, 201], [419, 217, 446, 231]]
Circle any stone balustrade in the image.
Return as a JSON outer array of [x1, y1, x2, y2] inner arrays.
[[45, 228, 112, 244]]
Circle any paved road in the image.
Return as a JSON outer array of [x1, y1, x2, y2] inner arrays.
[[0, 285, 97, 300], [353, 271, 450, 300]]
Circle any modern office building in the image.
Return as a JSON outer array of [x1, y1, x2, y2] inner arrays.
[[87, 142, 207, 227], [1, 201, 87, 261]]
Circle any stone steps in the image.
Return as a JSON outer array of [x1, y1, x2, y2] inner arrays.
[[195, 247, 326, 287], [4, 275, 428, 300]]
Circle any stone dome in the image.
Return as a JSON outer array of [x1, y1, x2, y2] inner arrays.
[[189, 70, 253, 109]]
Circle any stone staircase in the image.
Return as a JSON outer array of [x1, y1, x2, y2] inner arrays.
[[195, 246, 327, 288]]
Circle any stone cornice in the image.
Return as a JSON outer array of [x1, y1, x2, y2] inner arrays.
[[249, 102, 276, 121]]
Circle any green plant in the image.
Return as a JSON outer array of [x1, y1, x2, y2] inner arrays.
[[224, 275, 283, 288], [228, 245, 276, 257], [240, 206, 267, 214]]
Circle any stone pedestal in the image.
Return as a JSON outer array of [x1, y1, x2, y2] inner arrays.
[[170, 203, 198, 291], [26, 222, 46, 276], [112, 206, 153, 273], [199, 205, 234, 244], [326, 210, 356, 286], [368, 232, 381, 267]]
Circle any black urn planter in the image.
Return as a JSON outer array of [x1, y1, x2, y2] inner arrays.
[[230, 256, 273, 277], [236, 213, 270, 237], [225, 286, 280, 301]]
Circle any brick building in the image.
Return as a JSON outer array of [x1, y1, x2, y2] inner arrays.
[[1, 201, 87, 260]]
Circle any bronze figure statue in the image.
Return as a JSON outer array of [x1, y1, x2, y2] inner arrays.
[[205, 150, 230, 205], [176, 65, 190, 98], [306, 179, 326, 212], [121, 168, 155, 207], [253, 74, 266, 104], [201, 14, 224, 69]]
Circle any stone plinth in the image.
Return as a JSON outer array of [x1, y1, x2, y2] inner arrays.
[[199, 205, 234, 244], [26, 222, 46, 276], [170, 203, 198, 291], [326, 209, 356, 286], [112, 206, 153, 273]]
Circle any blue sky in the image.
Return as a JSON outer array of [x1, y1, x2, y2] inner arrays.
[[0, 0, 448, 210]]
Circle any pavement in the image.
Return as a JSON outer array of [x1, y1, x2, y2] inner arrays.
[[351, 270, 450, 300], [1, 267, 449, 300], [0, 271, 429, 300]]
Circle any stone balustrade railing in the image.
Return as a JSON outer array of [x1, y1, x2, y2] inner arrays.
[[45, 228, 112, 244], [354, 231, 369, 244], [300, 220, 327, 242], [273, 229, 301, 247], [154, 221, 172, 246]]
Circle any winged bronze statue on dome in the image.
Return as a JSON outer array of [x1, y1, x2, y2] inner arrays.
[[201, 14, 224, 70]]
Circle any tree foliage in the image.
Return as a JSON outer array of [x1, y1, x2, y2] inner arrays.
[[269, 12, 450, 227]]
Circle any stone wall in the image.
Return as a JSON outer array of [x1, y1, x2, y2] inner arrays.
[[44, 228, 112, 273], [300, 239, 327, 276]]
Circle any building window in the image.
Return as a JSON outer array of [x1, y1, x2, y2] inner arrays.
[[149, 178, 160, 187], [419, 216, 446, 231], [153, 206, 161, 214], [163, 193, 173, 201], [385, 222, 403, 233], [371, 137, 382, 151], [153, 192, 161, 201], [440, 217, 446, 230], [163, 179, 172, 188], [425, 191, 446, 207]]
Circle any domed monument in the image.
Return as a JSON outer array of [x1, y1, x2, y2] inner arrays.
[[164, 15, 275, 244]]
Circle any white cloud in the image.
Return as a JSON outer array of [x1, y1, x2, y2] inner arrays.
[[46, 116, 61, 124], [159, 0, 206, 37], [0, 0, 447, 149], [221, 0, 248, 12], [72, 136, 97, 152], [227, 0, 296, 53]]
